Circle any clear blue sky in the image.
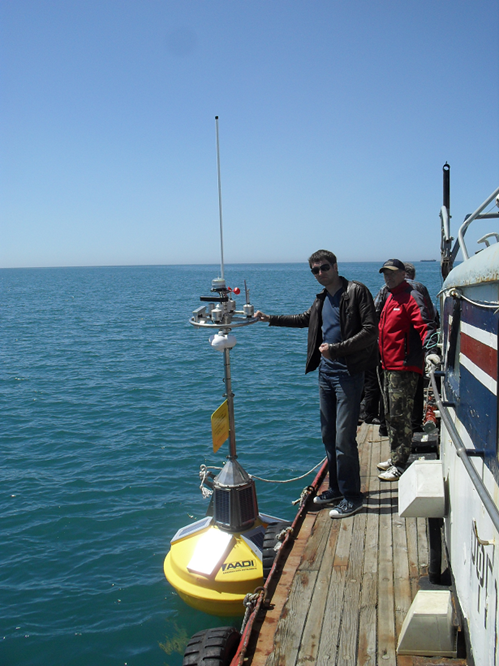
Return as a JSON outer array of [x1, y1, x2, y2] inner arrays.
[[1, 0, 498, 268]]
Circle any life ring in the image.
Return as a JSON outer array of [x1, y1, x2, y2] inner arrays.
[[183, 626, 241, 665]]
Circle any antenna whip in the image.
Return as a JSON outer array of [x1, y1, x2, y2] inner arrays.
[[215, 116, 225, 279]]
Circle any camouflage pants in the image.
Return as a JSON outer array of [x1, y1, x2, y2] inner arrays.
[[382, 370, 419, 469]]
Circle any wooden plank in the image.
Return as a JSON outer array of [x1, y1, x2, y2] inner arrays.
[[295, 518, 341, 664], [405, 516, 421, 599], [358, 425, 381, 665], [337, 510, 367, 663], [417, 516, 429, 575], [334, 422, 372, 664], [378, 476, 397, 664], [316, 512, 355, 663], [358, 573, 378, 666], [266, 570, 318, 666], [300, 508, 332, 572], [249, 513, 319, 666], [392, 506, 412, 637]]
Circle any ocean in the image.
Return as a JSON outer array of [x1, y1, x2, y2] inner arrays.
[[0, 262, 444, 666]]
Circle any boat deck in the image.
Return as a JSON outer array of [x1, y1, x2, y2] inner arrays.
[[244, 423, 467, 666]]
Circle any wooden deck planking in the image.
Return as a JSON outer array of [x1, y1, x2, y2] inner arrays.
[[245, 423, 452, 666], [334, 421, 372, 664], [316, 516, 353, 664], [266, 569, 319, 666], [405, 515, 422, 600], [296, 514, 339, 664], [248, 513, 318, 665], [357, 426, 382, 666], [337, 510, 367, 664]]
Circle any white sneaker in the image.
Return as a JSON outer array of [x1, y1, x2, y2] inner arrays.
[[378, 465, 403, 482], [377, 458, 392, 471], [329, 499, 363, 519]]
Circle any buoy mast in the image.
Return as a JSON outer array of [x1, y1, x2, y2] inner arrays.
[[164, 118, 286, 615], [189, 117, 259, 530]]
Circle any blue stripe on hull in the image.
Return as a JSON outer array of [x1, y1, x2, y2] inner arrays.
[[441, 293, 499, 484], [462, 299, 499, 334], [458, 364, 497, 455]]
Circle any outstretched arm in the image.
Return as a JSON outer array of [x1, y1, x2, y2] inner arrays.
[[255, 310, 271, 322], [255, 308, 313, 329]]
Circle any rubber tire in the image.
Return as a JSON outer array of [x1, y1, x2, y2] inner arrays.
[[182, 626, 241, 666], [262, 521, 290, 581]]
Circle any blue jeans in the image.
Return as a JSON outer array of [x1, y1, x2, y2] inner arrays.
[[319, 365, 364, 502]]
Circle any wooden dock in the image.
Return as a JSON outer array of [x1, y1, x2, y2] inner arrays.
[[243, 423, 467, 666]]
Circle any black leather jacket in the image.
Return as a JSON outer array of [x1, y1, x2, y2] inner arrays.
[[268, 277, 378, 375]]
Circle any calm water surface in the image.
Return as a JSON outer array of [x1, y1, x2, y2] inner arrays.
[[0, 262, 443, 666]]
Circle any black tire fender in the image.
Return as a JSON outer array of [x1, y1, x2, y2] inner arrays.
[[262, 521, 290, 580], [182, 626, 241, 666]]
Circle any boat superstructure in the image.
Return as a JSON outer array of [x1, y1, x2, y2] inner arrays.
[[432, 165, 499, 664]]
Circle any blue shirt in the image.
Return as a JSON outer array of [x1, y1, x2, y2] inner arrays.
[[321, 288, 347, 371]]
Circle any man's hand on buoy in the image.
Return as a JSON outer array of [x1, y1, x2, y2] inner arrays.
[[319, 343, 332, 359], [255, 311, 270, 322]]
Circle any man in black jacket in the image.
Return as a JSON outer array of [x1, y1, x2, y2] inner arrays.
[[256, 250, 378, 518]]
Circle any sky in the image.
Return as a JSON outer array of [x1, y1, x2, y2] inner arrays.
[[1, 0, 498, 268]]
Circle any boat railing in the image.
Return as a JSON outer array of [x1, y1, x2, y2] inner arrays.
[[444, 186, 499, 264], [429, 369, 499, 534]]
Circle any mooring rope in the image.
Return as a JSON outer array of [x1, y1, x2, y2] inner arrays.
[[291, 485, 314, 506], [240, 587, 265, 634], [198, 458, 325, 506], [249, 458, 326, 484], [199, 458, 325, 492]]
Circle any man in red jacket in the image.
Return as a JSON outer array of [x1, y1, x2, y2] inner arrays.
[[377, 259, 439, 481]]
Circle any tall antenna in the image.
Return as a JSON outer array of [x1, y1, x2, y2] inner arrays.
[[215, 116, 225, 279]]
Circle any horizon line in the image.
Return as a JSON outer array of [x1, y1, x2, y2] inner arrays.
[[0, 259, 438, 270]]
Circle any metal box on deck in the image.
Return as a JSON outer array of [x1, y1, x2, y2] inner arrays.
[[398, 459, 445, 518], [397, 590, 457, 657]]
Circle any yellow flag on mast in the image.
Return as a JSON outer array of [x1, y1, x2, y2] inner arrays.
[[211, 400, 229, 453]]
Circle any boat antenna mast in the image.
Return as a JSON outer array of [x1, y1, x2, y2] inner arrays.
[[440, 162, 453, 279], [187, 117, 261, 531], [215, 116, 225, 280], [189, 117, 258, 461]]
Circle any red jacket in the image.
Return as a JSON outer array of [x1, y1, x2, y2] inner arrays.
[[378, 280, 437, 374]]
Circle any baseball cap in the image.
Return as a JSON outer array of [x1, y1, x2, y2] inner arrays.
[[379, 259, 405, 273]]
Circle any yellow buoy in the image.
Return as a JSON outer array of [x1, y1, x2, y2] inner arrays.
[[164, 516, 269, 616]]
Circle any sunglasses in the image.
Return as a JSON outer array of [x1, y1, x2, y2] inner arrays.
[[311, 263, 331, 275]]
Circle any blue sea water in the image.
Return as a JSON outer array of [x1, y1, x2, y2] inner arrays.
[[0, 262, 444, 666]]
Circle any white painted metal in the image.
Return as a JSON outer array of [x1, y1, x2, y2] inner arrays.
[[397, 590, 457, 657], [456, 186, 499, 260], [439, 247, 499, 666], [398, 460, 446, 518]]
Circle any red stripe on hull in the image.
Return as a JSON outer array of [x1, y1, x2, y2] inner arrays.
[[461, 332, 497, 381]]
